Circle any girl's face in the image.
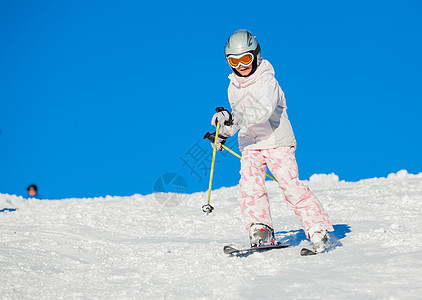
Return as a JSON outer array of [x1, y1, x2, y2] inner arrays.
[[236, 64, 253, 76], [28, 189, 37, 196]]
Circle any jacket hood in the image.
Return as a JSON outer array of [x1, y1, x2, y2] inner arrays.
[[228, 59, 275, 88]]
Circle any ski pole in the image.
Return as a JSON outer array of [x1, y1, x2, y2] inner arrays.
[[203, 131, 277, 183], [221, 144, 242, 159], [220, 144, 278, 182], [202, 122, 220, 214]]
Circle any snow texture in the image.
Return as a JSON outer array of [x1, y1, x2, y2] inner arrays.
[[1, 170, 422, 299]]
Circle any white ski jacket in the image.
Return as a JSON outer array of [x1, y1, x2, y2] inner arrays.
[[221, 59, 297, 151]]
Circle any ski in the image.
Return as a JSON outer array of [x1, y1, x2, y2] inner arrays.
[[223, 243, 290, 256]]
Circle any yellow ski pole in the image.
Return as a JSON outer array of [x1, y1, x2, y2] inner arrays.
[[203, 131, 278, 182], [202, 122, 220, 214], [221, 144, 278, 182]]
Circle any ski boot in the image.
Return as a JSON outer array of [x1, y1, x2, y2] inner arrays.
[[249, 223, 277, 247], [309, 226, 331, 253]]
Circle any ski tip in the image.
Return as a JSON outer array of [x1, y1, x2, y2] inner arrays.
[[300, 248, 317, 256], [223, 246, 238, 255]]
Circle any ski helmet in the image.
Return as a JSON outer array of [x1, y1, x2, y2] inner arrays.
[[27, 184, 37, 192], [225, 29, 261, 77]]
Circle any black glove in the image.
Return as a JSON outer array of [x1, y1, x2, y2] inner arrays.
[[211, 107, 234, 127], [203, 132, 228, 151]]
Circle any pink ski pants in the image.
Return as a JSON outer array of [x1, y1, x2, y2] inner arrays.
[[239, 147, 333, 237]]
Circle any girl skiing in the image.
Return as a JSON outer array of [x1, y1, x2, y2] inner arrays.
[[211, 29, 334, 253]]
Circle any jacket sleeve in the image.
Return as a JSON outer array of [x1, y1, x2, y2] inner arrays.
[[237, 74, 280, 130], [219, 123, 239, 137]]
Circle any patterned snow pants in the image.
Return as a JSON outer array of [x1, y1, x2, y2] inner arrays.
[[239, 147, 334, 237]]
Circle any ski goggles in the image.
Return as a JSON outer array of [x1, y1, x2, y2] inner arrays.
[[226, 52, 254, 68]]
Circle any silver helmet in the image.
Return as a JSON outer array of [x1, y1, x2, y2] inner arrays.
[[225, 29, 261, 76]]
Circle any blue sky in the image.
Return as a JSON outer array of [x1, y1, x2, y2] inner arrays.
[[1, 1, 421, 199]]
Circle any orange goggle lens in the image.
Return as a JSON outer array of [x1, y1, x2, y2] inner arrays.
[[227, 53, 254, 68]]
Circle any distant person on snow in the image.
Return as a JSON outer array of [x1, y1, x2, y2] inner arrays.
[[26, 184, 40, 199], [210, 29, 334, 253]]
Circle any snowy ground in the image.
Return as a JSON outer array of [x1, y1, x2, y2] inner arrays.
[[1, 170, 422, 299]]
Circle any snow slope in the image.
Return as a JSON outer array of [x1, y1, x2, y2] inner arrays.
[[1, 170, 422, 299]]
